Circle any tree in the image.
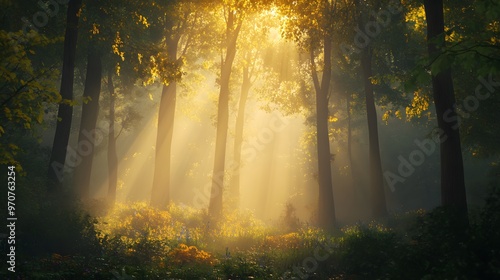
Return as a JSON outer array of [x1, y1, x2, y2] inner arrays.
[[71, 0, 155, 201], [72, 0, 115, 199], [433, 0, 500, 159], [354, 0, 388, 218], [47, 0, 83, 191], [150, 0, 210, 208], [106, 69, 118, 204], [208, 0, 245, 216], [229, 63, 251, 207], [423, 0, 468, 223], [73, 46, 102, 199], [103, 66, 144, 205], [0, 30, 60, 170], [362, 46, 387, 218], [229, 10, 274, 208], [279, 0, 338, 229]]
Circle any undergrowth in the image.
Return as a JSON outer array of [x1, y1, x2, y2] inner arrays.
[[2, 187, 500, 279]]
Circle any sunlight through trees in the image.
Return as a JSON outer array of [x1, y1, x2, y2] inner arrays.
[[1, 0, 500, 278]]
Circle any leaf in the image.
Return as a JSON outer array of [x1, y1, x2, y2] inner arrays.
[[36, 112, 44, 123], [328, 116, 338, 123], [430, 54, 452, 76], [149, 93, 154, 101]]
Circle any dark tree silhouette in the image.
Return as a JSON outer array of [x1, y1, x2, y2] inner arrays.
[[423, 0, 468, 224], [47, 0, 83, 191], [73, 48, 102, 199]]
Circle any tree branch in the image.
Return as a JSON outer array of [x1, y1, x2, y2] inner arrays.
[[310, 46, 321, 95]]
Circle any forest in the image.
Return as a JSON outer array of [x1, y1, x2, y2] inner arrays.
[[1, 0, 500, 279]]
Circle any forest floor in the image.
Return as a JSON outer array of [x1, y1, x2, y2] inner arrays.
[[2, 189, 500, 280]]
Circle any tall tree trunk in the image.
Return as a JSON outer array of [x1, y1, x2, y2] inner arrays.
[[209, 13, 242, 216], [361, 47, 387, 218], [107, 70, 118, 205], [151, 33, 179, 208], [312, 34, 336, 229], [423, 0, 468, 223], [346, 93, 354, 186], [73, 48, 102, 199], [229, 66, 251, 208], [47, 0, 83, 191], [258, 140, 276, 218]]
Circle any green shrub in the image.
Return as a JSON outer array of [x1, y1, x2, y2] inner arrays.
[[217, 253, 275, 279], [18, 193, 101, 257], [336, 223, 399, 279]]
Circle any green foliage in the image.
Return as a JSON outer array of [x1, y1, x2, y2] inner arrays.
[[336, 224, 399, 279], [20, 196, 101, 257], [0, 30, 60, 169], [280, 201, 301, 231], [0, 135, 101, 260], [6, 190, 500, 279], [217, 253, 275, 279]]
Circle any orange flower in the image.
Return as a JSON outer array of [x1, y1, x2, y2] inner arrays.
[[168, 243, 216, 266]]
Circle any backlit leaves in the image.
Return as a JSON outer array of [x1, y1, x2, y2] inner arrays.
[[0, 30, 60, 168], [405, 90, 430, 121]]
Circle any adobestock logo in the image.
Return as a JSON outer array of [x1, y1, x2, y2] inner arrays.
[[7, 0, 69, 50], [340, 0, 402, 57], [51, 120, 112, 182], [282, 240, 336, 280], [384, 131, 442, 192], [384, 73, 500, 191], [22, 0, 69, 35]]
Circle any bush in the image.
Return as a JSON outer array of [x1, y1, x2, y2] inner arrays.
[[19, 194, 101, 257], [387, 187, 500, 279], [217, 253, 275, 279], [7, 185, 500, 280], [335, 223, 399, 279], [167, 243, 216, 266]]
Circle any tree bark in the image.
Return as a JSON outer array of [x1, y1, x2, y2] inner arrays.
[[73, 48, 102, 199], [312, 34, 336, 229], [47, 0, 83, 191], [346, 92, 354, 186], [150, 32, 179, 208], [229, 66, 251, 208], [209, 11, 242, 216], [423, 0, 468, 222], [107, 70, 118, 205], [361, 47, 388, 218]]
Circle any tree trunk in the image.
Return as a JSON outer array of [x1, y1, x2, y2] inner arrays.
[[346, 92, 354, 186], [47, 0, 83, 191], [151, 34, 179, 208], [361, 47, 388, 218], [229, 66, 251, 208], [209, 13, 242, 216], [313, 35, 336, 229], [260, 139, 277, 218], [107, 70, 118, 205], [73, 48, 102, 199], [423, 0, 468, 223]]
